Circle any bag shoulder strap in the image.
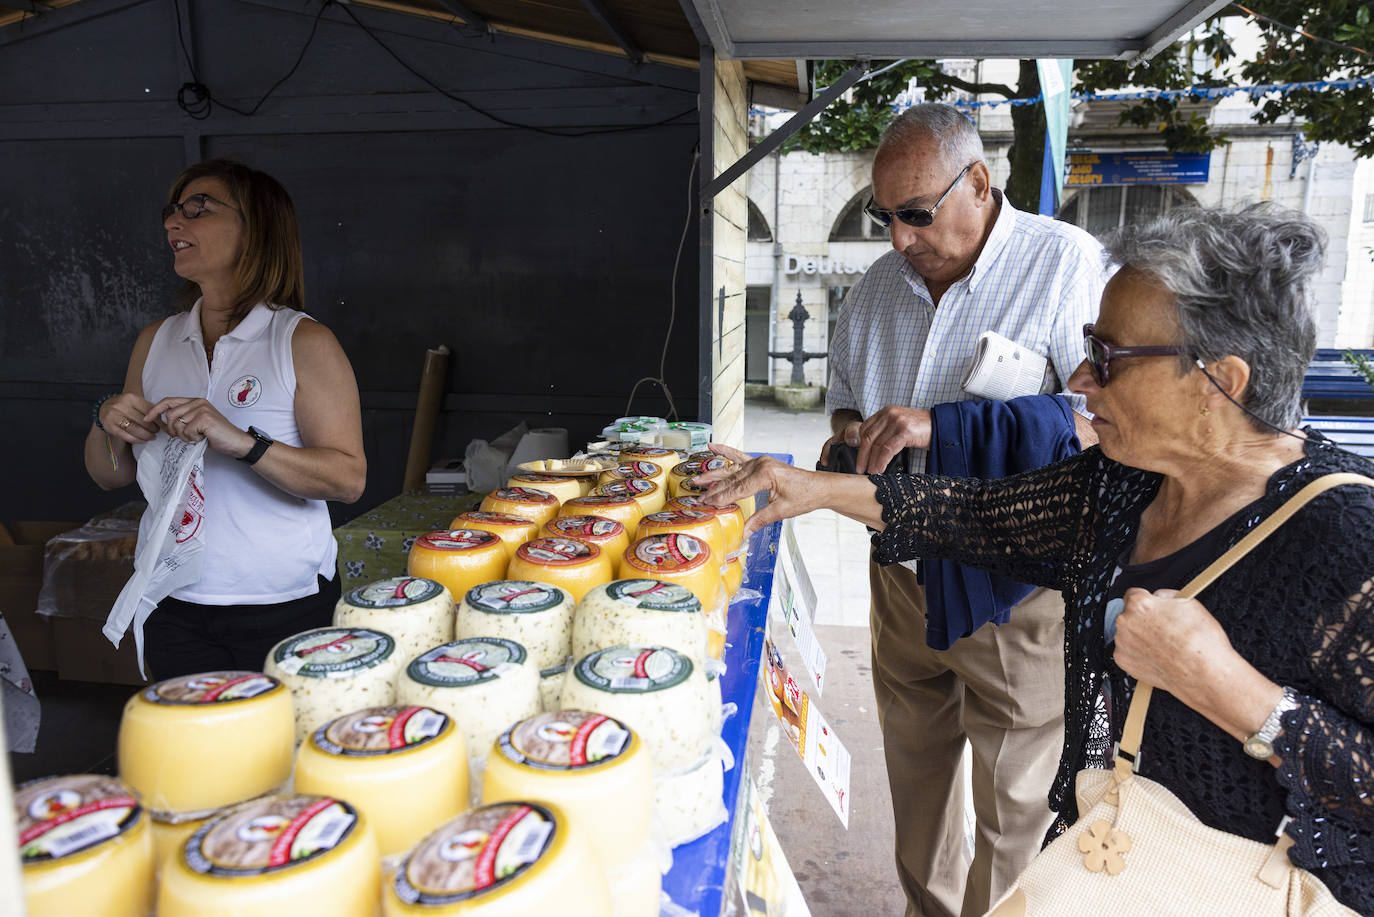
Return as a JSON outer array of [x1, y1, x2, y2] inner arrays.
[[1114, 472, 1374, 779]]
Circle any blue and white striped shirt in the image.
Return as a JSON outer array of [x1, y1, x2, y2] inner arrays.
[[826, 191, 1108, 472]]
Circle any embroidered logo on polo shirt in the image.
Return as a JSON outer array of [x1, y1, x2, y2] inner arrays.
[[228, 375, 261, 407]]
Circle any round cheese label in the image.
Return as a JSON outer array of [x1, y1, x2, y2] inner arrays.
[[596, 479, 654, 498], [497, 711, 631, 770], [457, 511, 532, 528], [272, 628, 395, 679], [185, 795, 357, 877], [615, 461, 660, 479], [312, 706, 451, 757], [672, 494, 738, 514], [605, 579, 701, 613], [622, 447, 676, 459], [492, 487, 556, 505], [702, 456, 731, 472], [515, 538, 598, 567], [408, 638, 527, 687], [627, 533, 709, 571], [345, 576, 444, 609], [671, 460, 706, 477], [677, 478, 710, 494], [508, 473, 565, 485], [395, 803, 556, 905], [144, 671, 281, 705], [573, 646, 693, 694], [547, 516, 624, 540], [16, 775, 142, 864], [566, 495, 636, 510], [465, 581, 567, 615], [639, 510, 707, 528], [414, 529, 500, 552]]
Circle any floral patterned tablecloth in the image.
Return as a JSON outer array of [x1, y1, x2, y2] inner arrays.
[[334, 491, 482, 587]]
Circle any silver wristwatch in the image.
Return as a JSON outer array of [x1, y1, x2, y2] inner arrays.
[[1243, 687, 1299, 760]]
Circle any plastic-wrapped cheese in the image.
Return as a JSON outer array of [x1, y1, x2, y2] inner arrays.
[[607, 837, 664, 917], [723, 555, 743, 595], [618, 533, 721, 610], [559, 494, 642, 537], [264, 627, 402, 743], [396, 638, 540, 767], [505, 538, 612, 604], [505, 473, 583, 505], [655, 751, 726, 847], [634, 509, 726, 568], [572, 580, 708, 665], [451, 511, 539, 560], [543, 514, 630, 563], [482, 711, 653, 870], [560, 646, 713, 772], [594, 478, 664, 515], [596, 460, 666, 490], [158, 795, 380, 917], [294, 705, 469, 857], [539, 664, 568, 712], [668, 495, 745, 555], [618, 445, 678, 466], [479, 487, 559, 528], [456, 580, 575, 671], [150, 812, 211, 873], [118, 671, 294, 812], [666, 459, 706, 497], [407, 529, 509, 601], [382, 802, 609, 916], [17, 774, 154, 917], [334, 577, 455, 664]]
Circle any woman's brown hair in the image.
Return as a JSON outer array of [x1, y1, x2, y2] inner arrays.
[[167, 159, 305, 325]]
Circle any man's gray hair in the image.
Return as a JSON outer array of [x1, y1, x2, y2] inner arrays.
[[1103, 202, 1327, 431], [876, 103, 985, 173]]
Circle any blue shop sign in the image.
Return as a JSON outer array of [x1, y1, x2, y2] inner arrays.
[[1065, 151, 1210, 187]]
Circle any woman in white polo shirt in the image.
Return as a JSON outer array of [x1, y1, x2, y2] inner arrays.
[[83, 159, 366, 679]]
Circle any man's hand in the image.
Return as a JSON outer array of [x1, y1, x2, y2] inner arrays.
[[854, 406, 931, 474], [820, 420, 862, 468]]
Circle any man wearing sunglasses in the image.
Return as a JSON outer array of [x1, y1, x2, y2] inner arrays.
[[822, 104, 1108, 917]]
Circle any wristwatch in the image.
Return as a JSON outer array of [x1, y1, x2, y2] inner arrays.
[[1243, 687, 1299, 759], [238, 426, 274, 466]]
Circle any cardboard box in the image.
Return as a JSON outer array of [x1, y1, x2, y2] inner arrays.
[[426, 459, 469, 496], [0, 521, 80, 671], [51, 615, 145, 686]]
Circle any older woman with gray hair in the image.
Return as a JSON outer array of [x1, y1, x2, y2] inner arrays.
[[703, 202, 1373, 912]]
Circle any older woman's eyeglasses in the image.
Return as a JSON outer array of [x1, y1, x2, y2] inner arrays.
[[864, 164, 973, 229], [1083, 324, 1183, 387], [161, 193, 240, 222]]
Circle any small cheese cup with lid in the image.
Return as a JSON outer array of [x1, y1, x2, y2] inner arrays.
[[406, 529, 509, 602]]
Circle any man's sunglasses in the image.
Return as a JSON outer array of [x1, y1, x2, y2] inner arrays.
[[161, 193, 240, 222], [864, 163, 973, 229], [1083, 323, 1183, 387]]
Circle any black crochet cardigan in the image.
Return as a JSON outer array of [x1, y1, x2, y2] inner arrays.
[[870, 436, 1374, 912]]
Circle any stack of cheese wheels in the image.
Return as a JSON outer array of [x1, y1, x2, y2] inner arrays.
[[634, 510, 726, 569], [450, 511, 539, 560], [118, 671, 294, 843], [396, 637, 540, 769], [596, 460, 666, 491], [158, 794, 380, 917], [406, 529, 509, 601], [264, 627, 403, 743], [294, 705, 469, 857], [655, 750, 726, 847], [456, 580, 576, 671], [479, 487, 560, 528], [618, 533, 721, 612], [505, 472, 583, 505], [17, 774, 155, 917], [559, 494, 642, 537], [334, 577, 455, 664], [542, 515, 630, 565], [666, 459, 707, 498], [593, 478, 664, 516], [560, 646, 714, 773], [505, 538, 612, 604], [483, 712, 658, 917], [618, 444, 678, 466], [382, 801, 610, 916], [668, 495, 745, 555], [538, 663, 567, 711], [572, 580, 709, 666], [676, 456, 756, 518]]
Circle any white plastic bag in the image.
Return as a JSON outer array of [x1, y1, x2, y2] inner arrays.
[[102, 435, 209, 676]]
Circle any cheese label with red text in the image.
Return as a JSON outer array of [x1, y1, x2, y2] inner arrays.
[[183, 795, 357, 876], [548, 516, 624, 539], [393, 803, 557, 905], [16, 775, 142, 863], [629, 534, 708, 571], [413, 530, 500, 552], [271, 628, 395, 678], [311, 705, 451, 756], [573, 646, 693, 694], [604, 579, 701, 613], [496, 711, 631, 770], [466, 581, 566, 615], [407, 638, 527, 687], [492, 488, 556, 505], [457, 511, 532, 528], [345, 576, 444, 608], [143, 671, 280, 705], [515, 538, 599, 567]]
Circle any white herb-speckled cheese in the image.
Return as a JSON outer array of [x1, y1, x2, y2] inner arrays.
[[264, 627, 402, 743], [607, 836, 664, 917], [456, 581, 575, 671], [539, 664, 568, 712], [654, 751, 726, 847], [334, 577, 455, 665], [572, 580, 708, 665]]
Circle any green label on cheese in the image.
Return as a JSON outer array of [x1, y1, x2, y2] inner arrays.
[[345, 576, 444, 609], [407, 638, 527, 687], [573, 646, 692, 694], [272, 628, 394, 679], [604, 579, 701, 613]]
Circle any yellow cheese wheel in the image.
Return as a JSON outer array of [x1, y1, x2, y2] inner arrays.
[[723, 556, 742, 595], [450, 511, 539, 560], [382, 801, 610, 916], [617, 445, 679, 465], [294, 705, 469, 857], [542, 514, 630, 562], [118, 671, 294, 812], [559, 494, 642, 537], [681, 455, 756, 518], [668, 495, 745, 555], [456, 580, 576, 671], [593, 478, 665, 515], [506, 538, 612, 604], [572, 580, 709, 665], [617, 534, 721, 611], [157, 794, 380, 917], [596, 460, 666, 490], [482, 711, 653, 870], [505, 473, 583, 505], [407, 529, 509, 601], [264, 627, 403, 743], [334, 577, 455, 664], [479, 487, 559, 528], [17, 775, 154, 917], [666, 459, 707, 497], [634, 510, 726, 568]]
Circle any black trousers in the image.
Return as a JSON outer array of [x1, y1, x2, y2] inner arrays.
[[142, 573, 340, 681]]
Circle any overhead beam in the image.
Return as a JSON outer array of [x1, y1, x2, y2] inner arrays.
[[0, 0, 151, 46], [1133, 0, 1231, 61], [576, 0, 644, 65], [724, 39, 1141, 59], [429, 0, 488, 34]]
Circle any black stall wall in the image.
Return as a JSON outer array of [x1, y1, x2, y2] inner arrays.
[[0, 0, 701, 522]]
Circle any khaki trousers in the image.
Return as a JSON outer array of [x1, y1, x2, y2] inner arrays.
[[869, 561, 1065, 917]]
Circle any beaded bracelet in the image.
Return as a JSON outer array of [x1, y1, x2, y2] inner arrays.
[[92, 393, 119, 431]]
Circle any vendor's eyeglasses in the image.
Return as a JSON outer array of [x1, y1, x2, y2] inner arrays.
[[1083, 324, 1184, 387], [864, 164, 973, 229], [161, 193, 240, 222]]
